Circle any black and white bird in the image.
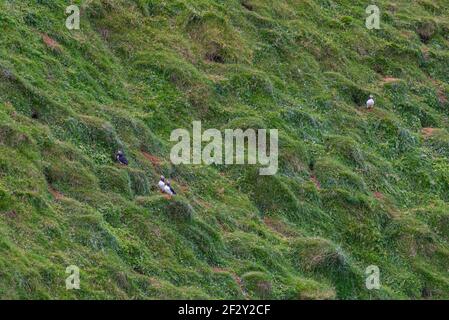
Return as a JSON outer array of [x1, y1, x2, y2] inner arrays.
[[164, 180, 176, 196], [116, 150, 129, 165], [366, 95, 375, 109], [158, 176, 166, 192]]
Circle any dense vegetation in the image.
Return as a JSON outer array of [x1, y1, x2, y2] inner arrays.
[[0, 0, 449, 299]]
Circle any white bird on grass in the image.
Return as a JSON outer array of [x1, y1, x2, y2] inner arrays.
[[158, 176, 166, 192], [366, 95, 375, 109]]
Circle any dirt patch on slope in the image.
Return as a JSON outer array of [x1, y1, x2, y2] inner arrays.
[[1, 210, 17, 219], [373, 191, 384, 200], [310, 175, 321, 189], [421, 127, 437, 138], [141, 151, 162, 167], [42, 34, 62, 51], [49, 186, 64, 200], [382, 77, 401, 84]]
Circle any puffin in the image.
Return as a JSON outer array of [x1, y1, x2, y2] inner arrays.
[[366, 95, 375, 109], [116, 150, 129, 165], [158, 176, 166, 192], [164, 180, 176, 196]]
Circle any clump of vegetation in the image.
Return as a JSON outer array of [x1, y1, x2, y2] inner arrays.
[[293, 277, 336, 300], [291, 237, 346, 272], [165, 197, 196, 222], [241, 271, 273, 299]]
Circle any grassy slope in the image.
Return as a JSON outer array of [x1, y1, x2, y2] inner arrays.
[[0, 0, 449, 299]]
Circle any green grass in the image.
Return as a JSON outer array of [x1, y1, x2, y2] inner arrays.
[[0, 0, 449, 299]]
